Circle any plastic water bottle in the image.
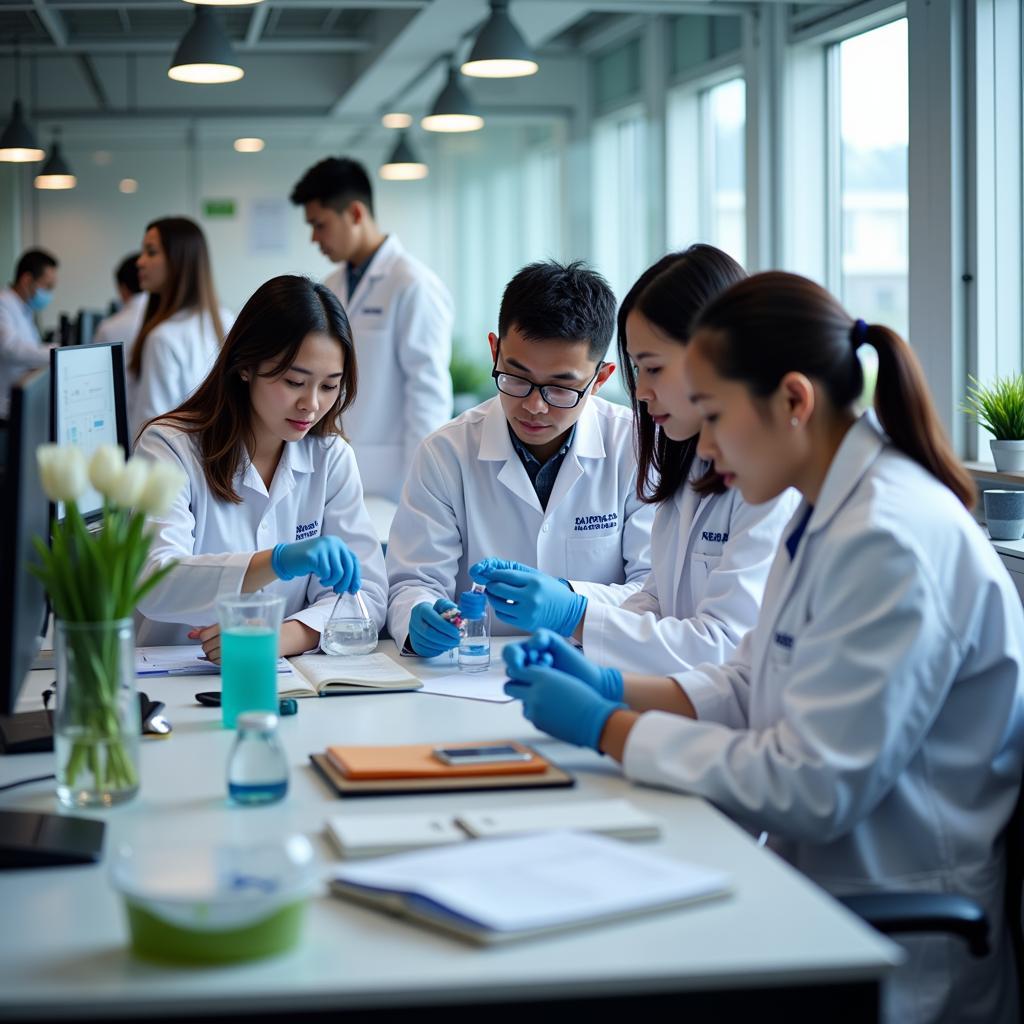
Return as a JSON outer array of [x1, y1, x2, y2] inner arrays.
[[227, 711, 289, 805], [458, 589, 490, 673]]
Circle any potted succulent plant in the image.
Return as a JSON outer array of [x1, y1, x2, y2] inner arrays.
[[963, 374, 1024, 472]]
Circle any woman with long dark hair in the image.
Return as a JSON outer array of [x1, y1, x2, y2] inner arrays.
[[129, 216, 234, 440], [503, 272, 1024, 1023], [571, 245, 798, 674], [134, 274, 386, 658]]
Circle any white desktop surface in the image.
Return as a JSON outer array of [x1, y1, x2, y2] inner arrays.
[[0, 640, 900, 1019]]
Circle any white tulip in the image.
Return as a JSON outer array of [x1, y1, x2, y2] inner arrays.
[[36, 444, 88, 503], [110, 457, 149, 508], [87, 445, 126, 499], [137, 461, 187, 517]]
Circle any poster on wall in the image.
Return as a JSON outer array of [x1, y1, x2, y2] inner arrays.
[[248, 198, 289, 256]]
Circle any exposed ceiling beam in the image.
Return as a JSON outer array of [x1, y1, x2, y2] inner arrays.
[[32, 0, 69, 48], [75, 53, 110, 109], [0, 40, 373, 55], [1, 0, 428, 9], [245, 3, 271, 47]]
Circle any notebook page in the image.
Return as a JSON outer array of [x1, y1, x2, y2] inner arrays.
[[290, 653, 419, 689]]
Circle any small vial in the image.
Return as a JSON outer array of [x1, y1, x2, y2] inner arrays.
[[457, 590, 490, 673], [227, 711, 289, 805]]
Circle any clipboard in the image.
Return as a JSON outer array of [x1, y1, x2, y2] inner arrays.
[[309, 749, 575, 798]]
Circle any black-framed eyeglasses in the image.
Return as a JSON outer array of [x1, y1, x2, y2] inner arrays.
[[491, 362, 603, 410]]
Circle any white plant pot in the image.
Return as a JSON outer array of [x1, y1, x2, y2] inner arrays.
[[990, 439, 1024, 472]]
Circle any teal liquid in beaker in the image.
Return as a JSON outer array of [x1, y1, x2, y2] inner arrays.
[[221, 627, 279, 729]]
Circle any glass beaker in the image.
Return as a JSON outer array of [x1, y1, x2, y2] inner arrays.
[[321, 590, 378, 656], [217, 594, 285, 729]]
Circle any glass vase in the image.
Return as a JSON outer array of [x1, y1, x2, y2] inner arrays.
[[54, 617, 139, 808]]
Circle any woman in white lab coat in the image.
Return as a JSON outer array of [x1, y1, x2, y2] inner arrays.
[[503, 272, 1024, 1024], [129, 217, 234, 441], [574, 246, 797, 675], [135, 274, 387, 659]]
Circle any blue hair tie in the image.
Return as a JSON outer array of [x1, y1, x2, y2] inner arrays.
[[851, 318, 868, 349]]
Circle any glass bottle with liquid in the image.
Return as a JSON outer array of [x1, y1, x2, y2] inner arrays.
[[457, 589, 490, 673], [227, 711, 289, 805], [321, 589, 378, 656]]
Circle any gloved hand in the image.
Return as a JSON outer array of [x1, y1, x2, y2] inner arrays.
[[271, 536, 361, 594], [408, 599, 461, 658], [503, 645, 623, 751], [504, 629, 624, 702], [481, 568, 587, 635], [469, 557, 539, 584]]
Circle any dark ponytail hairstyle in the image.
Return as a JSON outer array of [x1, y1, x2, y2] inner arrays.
[[691, 271, 976, 509], [618, 244, 746, 503], [144, 275, 358, 504]]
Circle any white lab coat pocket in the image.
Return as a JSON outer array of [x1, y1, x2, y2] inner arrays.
[[566, 533, 623, 584]]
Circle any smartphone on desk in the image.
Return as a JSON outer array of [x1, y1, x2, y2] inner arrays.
[[432, 744, 533, 766], [194, 692, 298, 716]]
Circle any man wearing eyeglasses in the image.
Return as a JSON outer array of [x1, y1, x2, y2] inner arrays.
[[386, 261, 654, 658]]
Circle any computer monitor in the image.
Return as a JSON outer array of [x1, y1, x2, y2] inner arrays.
[[50, 342, 130, 522], [73, 309, 105, 347], [0, 367, 51, 724]]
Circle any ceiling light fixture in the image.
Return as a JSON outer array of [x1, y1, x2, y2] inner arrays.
[[0, 42, 45, 163], [168, 7, 244, 84], [233, 137, 265, 152], [379, 133, 428, 181], [461, 0, 538, 79], [34, 133, 77, 190], [119, 178, 139, 194], [421, 59, 484, 133], [184, 0, 266, 5], [381, 112, 413, 130]]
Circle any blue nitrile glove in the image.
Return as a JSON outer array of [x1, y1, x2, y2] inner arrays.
[[506, 629, 624, 702], [503, 646, 623, 751], [408, 599, 461, 658], [481, 568, 587, 636], [271, 536, 361, 594], [469, 557, 539, 584]]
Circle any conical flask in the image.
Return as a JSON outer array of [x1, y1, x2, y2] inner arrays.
[[321, 590, 378, 655]]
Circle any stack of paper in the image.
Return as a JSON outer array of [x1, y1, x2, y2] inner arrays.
[[330, 831, 730, 943], [135, 646, 292, 677]]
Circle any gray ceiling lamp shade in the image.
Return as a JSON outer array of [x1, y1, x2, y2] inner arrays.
[[0, 100, 45, 163], [421, 64, 484, 133], [168, 6, 244, 84], [35, 137, 77, 190], [461, 0, 538, 78], [380, 132, 428, 181]]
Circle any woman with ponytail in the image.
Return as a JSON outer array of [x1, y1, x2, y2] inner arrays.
[[572, 246, 798, 675], [502, 272, 1024, 1024]]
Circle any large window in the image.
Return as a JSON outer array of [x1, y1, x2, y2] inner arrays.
[[833, 19, 909, 337]]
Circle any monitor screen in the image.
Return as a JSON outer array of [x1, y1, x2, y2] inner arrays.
[[50, 342, 130, 521], [0, 367, 51, 716]]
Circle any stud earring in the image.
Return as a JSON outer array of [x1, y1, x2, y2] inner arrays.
[[790, 417, 799, 428]]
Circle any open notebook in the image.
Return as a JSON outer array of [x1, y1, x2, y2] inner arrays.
[[330, 831, 731, 945], [282, 654, 422, 697]]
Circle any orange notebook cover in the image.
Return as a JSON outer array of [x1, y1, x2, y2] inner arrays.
[[326, 741, 549, 780]]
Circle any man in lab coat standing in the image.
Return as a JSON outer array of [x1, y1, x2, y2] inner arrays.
[[0, 248, 58, 421], [386, 260, 655, 658], [290, 157, 453, 503]]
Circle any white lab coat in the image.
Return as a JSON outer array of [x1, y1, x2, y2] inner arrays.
[[0, 286, 48, 419], [386, 395, 655, 645], [93, 292, 147, 359], [128, 306, 234, 442], [133, 422, 387, 646], [582, 469, 800, 676], [323, 235, 453, 502], [623, 414, 1024, 1024]]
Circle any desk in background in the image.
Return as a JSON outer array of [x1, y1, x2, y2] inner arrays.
[[0, 640, 900, 1022]]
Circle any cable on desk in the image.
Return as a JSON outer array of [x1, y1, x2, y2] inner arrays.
[[0, 773, 56, 793]]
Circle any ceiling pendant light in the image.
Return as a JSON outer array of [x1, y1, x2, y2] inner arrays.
[[0, 42, 45, 163], [34, 133, 77, 190], [168, 6, 244, 84], [379, 133, 428, 181], [461, 0, 538, 79], [381, 112, 413, 129], [421, 59, 484, 133]]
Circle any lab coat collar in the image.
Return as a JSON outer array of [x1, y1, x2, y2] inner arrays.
[[341, 235, 404, 305], [477, 395, 606, 462], [238, 436, 317, 498], [802, 412, 886, 539]]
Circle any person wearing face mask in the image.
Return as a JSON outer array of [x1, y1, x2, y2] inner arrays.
[[134, 275, 386, 658], [0, 248, 59, 421], [290, 157, 453, 503]]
